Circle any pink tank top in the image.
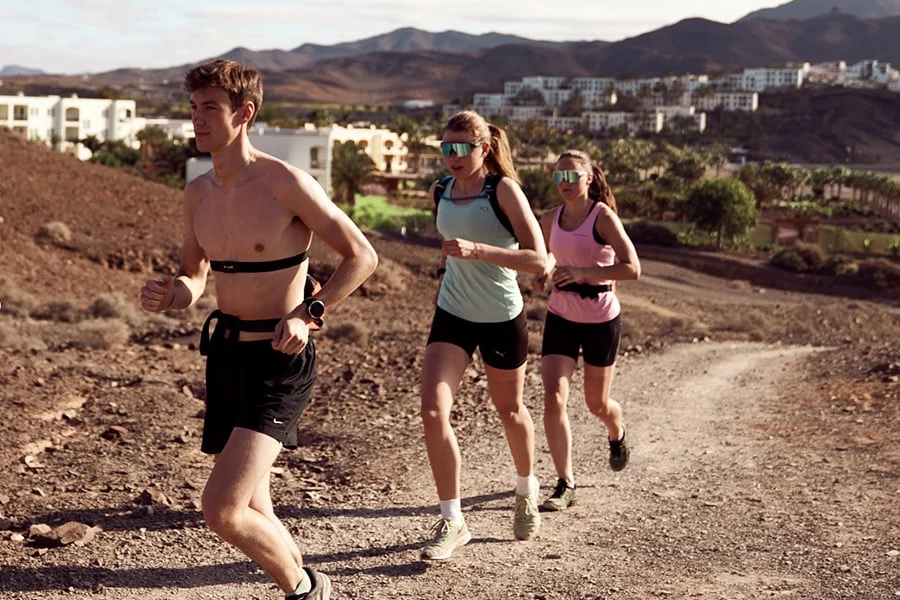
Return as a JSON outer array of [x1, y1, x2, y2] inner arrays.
[[547, 202, 621, 324]]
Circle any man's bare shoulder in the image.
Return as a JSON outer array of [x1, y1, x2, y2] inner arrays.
[[184, 171, 213, 204], [254, 153, 322, 196]]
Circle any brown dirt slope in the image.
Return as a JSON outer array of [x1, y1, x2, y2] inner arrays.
[[0, 129, 182, 301], [0, 129, 897, 599]]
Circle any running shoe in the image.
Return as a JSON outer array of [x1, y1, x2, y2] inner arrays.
[[513, 490, 541, 540], [284, 567, 331, 600], [420, 517, 472, 561], [542, 478, 577, 511], [609, 427, 630, 471]]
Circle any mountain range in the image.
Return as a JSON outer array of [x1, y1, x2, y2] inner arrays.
[[740, 0, 900, 21], [3, 1, 900, 106]]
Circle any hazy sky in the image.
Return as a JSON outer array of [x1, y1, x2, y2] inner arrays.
[[2, 0, 783, 75]]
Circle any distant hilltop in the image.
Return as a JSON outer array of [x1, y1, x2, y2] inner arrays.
[[740, 0, 900, 21], [1, 65, 45, 76]]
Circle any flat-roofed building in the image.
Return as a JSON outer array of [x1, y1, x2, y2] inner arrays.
[[0, 92, 139, 159], [186, 123, 408, 195]]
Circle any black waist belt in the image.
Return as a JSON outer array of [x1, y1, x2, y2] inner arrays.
[[210, 251, 308, 274], [555, 282, 612, 299], [199, 309, 281, 356]]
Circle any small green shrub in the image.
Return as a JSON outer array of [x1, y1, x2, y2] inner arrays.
[[853, 258, 900, 289], [625, 221, 680, 246], [792, 242, 825, 272], [770, 248, 808, 273], [835, 261, 860, 277], [820, 254, 855, 276]]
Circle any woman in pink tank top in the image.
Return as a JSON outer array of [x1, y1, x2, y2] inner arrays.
[[531, 149, 641, 511]]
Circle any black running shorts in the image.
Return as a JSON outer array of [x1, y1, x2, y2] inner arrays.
[[202, 338, 317, 455], [426, 306, 528, 370], [541, 311, 621, 367]]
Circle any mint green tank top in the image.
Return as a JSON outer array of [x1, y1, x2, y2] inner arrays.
[[435, 178, 522, 323]]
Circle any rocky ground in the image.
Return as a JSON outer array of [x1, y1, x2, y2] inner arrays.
[[0, 130, 898, 598]]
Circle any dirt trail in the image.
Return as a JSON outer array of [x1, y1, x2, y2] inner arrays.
[[2, 242, 897, 600], [7, 341, 870, 600]]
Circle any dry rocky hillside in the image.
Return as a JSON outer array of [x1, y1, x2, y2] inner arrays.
[[0, 129, 898, 599]]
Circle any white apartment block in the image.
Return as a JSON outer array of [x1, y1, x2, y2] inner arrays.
[[650, 106, 707, 133], [185, 123, 408, 195], [807, 59, 899, 87], [136, 117, 194, 140], [584, 111, 664, 134], [0, 92, 140, 159], [691, 91, 759, 112], [724, 67, 806, 92], [472, 93, 507, 113], [541, 116, 585, 131], [570, 77, 617, 93], [847, 60, 898, 84], [484, 105, 547, 122]]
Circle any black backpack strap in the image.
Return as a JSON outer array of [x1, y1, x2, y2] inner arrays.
[[433, 175, 454, 211], [483, 173, 517, 240]]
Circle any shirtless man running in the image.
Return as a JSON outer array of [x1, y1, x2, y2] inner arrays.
[[140, 59, 378, 600]]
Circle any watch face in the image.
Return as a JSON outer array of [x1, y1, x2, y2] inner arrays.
[[307, 299, 325, 319]]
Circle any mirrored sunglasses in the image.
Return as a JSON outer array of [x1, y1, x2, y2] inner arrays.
[[553, 170, 586, 184], [441, 142, 479, 157]]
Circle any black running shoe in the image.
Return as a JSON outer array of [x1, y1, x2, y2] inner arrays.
[[542, 478, 577, 511], [609, 428, 630, 472]]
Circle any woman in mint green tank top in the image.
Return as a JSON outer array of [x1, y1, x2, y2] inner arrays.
[[418, 110, 548, 561]]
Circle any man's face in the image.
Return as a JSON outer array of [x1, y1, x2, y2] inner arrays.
[[189, 87, 246, 153]]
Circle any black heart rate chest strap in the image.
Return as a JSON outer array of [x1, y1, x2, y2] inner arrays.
[[211, 251, 308, 273]]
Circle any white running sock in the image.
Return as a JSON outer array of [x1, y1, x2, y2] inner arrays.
[[439, 499, 463, 522], [516, 475, 538, 496], [289, 567, 311, 596]]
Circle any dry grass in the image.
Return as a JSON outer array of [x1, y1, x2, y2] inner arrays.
[[36, 220, 72, 245], [70, 319, 131, 350], [324, 321, 369, 346], [30, 300, 81, 323], [0, 276, 38, 317], [0, 322, 47, 351], [88, 292, 137, 321]]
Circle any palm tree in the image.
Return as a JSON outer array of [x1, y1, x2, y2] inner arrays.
[[828, 166, 850, 200], [808, 167, 832, 200], [331, 141, 376, 216]]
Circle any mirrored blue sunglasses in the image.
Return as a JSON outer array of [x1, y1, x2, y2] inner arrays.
[[553, 170, 586, 184], [441, 141, 479, 157]]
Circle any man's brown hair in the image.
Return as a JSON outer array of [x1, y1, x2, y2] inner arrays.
[[183, 60, 263, 128]]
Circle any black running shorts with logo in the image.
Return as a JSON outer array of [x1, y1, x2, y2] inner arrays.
[[426, 306, 528, 370], [202, 338, 317, 455], [541, 311, 621, 367]]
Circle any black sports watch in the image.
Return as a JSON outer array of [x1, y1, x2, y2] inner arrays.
[[303, 297, 325, 328]]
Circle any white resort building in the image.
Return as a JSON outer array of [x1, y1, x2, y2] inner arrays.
[[186, 123, 409, 195], [0, 92, 140, 159]]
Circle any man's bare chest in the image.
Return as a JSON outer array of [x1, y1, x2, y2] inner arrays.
[[194, 190, 298, 258]]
